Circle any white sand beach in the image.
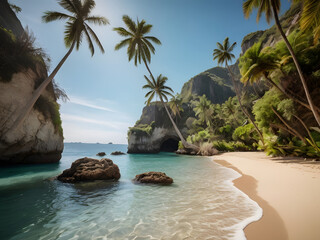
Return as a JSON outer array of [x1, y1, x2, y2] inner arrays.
[[215, 152, 320, 240]]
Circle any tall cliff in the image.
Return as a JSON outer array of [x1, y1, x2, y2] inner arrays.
[[0, 0, 63, 164]]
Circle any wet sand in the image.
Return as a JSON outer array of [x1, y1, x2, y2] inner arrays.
[[214, 152, 320, 240]]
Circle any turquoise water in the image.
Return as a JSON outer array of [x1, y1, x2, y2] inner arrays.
[[0, 143, 261, 240]]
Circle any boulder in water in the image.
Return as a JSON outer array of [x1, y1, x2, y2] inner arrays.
[[111, 151, 126, 155], [133, 172, 173, 184], [57, 157, 120, 183], [96, 152, 106, 156]]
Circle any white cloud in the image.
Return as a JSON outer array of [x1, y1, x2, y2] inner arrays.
[[68, 96, 116, 112]]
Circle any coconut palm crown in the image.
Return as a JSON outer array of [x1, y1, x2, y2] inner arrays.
[[212, 37, 236, 66], [143, 74, 174, 106], [113, 15, 161, 72], [42, 0, 108, 56], [243, 0, 280, 24], [239, 42, 279, 84]]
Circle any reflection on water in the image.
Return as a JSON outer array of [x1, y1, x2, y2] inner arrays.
[[0, 144, 261, 240]]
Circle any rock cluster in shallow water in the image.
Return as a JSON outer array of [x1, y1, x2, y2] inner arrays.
[[133, 171, 173, 184], [57, 157, 120, 183]]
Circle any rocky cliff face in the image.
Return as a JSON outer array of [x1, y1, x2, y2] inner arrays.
[[0, 0, 23, 37], [241, 3, 301, 53], [0, 1, 63, 164], [127, 102, 193, 153], [181, 66, 236, 104]]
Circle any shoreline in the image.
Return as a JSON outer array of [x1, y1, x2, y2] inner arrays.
[[214, 152, 320, 240]]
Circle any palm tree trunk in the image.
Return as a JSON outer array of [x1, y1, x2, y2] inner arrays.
[[271, 1, 320, 127], [159, 96, 199, 151], [293, 114, 319, 148], [263, 73, 320, 112], [5, 41, 76, 135], [271, 106, 306, 143], [270, 123, 299, 138], [144, 60, 156, 81], [226, 63, 265, 145]]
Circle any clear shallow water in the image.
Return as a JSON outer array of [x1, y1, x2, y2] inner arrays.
[[0, 143, 261, 240]]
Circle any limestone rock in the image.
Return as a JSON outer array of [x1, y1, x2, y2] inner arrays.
[[133, 172, 173, 184], [0, 1, 63, 164], [57, 157, 120, 183]]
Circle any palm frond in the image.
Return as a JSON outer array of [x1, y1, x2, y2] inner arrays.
[[115, 38, 131, 51], [64, 21, 77, 47], [42, 11, 74, 22], [142, 39, 155, 54], [146, 91, 155, 106], [141, 24, 152, 34], [58, 0, 77, 13], [145, 90, 154, 98], [122, 15, 136, 33], [82, 0, 95, 17], [85, 23, 104, 53], [86, 16, 109, 25], [83, 26, 94, 56], [113, 27, 133, 37], [145, 36, 161, 45]]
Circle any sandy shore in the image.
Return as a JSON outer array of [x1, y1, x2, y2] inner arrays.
[[214, 152, 320, 240]]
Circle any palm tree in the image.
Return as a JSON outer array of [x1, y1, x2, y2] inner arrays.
[[213, 37, 264, 144], [222, 97, 240, 125], [239, 42, 318, 112], [243, 0, 320, 126], [143, 74, 198, 151], [7, 0, 108, 134], [192, 95, 214, 128], [113, 15, 161, 80], [168, 94, 184, 121]]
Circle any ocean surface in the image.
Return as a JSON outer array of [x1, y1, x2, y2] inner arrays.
[[0, 143, 262, 240]]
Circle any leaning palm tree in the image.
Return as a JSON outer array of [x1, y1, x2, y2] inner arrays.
[[143, 74, 198, 151], [113, 15, 161, 80], [213, 37, 264, 144], [243, 0, 320, 126], [7, 0, 108, 134]]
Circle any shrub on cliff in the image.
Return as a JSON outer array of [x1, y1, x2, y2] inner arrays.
[[128, 121, 155, 137], [0, 27, 48, 82]]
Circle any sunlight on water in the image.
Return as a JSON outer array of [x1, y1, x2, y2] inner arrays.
[[0, 143, 261, 240]]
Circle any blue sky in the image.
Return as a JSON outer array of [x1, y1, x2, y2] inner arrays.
[[14, 0, 291, 143]]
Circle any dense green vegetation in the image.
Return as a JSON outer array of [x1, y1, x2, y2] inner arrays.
[[128, 121, 155, 137], [181, 7, 320, 158]]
